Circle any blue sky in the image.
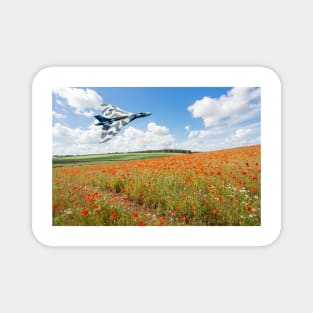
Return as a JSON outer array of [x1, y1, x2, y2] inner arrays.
[[52, 87, 260, 155]]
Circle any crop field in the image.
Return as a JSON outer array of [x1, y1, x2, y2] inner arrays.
[[53, 145, 261, 226], [53, 152, 184, 165]]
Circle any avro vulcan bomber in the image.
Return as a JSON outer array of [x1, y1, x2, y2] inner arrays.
[[94, 104, 151, 143]]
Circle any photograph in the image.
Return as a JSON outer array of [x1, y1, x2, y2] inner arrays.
[[52, 86, 261, 226]]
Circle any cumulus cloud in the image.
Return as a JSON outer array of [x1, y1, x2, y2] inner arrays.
[[220, 125, 260, 148], [56, 99, 63, 105], [182, 87, 261, 151], [147, 122, 169, 136], [53, 121, 175, 155], [179, 120, 261, 152], [185, 125, 190, 131], [114, 122, 174, 150], [112, 124, 174, 151], [52, 110, 66, 119], [188, 128, 224, 139], [233, 128, 253, 140], [53, 122, 102, 144], [53, 87, 103, 116], [187, 87, 260, 128]]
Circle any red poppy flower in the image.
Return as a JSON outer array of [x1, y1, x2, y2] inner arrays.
[[132, 212, 138, 219], [138, 220, 146, 226], [82, 209, 89, 216], [211, 209, 217, 215], [246, 205, 254, 213], [160, 216, 167, 223], [110, 212, 116, 220]]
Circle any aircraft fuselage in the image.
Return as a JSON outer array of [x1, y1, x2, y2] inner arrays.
[[94, 112, 151, 127]]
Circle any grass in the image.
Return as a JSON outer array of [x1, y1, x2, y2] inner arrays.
[[52, 145, 261, 226], [53, 152, 184, 165]]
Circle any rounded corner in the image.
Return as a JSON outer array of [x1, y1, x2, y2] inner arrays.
[[258, 66, 282, 87], [260, 225, 282, 247], [31, 225, 54, 248], [32, 66, 57, 88]]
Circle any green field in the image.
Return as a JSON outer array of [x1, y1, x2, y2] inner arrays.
[[53, 151, 185, 165]]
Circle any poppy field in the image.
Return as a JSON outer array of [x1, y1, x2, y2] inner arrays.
[[52, 145, 261, 226]]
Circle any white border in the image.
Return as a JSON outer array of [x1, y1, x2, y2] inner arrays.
[[32, 67, 281, 246]]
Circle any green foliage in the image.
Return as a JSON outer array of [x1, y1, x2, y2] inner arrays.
[[53, 151, 185, 165]]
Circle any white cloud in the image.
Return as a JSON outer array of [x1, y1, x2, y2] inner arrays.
[[53, 122, 101, 144], [81, 110, 96, 118], [188, 128, 224, 139], [147, 122, 170, 136], [185, 125, 190, 131], [53, 120, 260, 155], [52, 110, 66, 119], [53, 121, 175, 155], [188, 130, 209, 139], [53, 87, 103, 116], [123, 127, 144, 139], [177, 122, 260, 152], [233, 128, 253, 140], [187, 87, 260, 128], [220, 126, 260, 148], [112, 124, 174, 151]]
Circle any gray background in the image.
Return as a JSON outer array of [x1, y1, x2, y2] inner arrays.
[[1, 1, 312, 312]]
